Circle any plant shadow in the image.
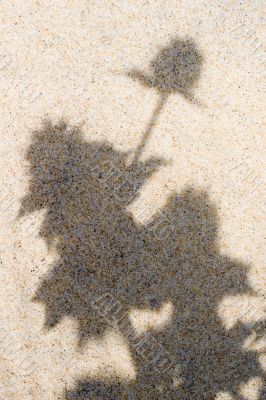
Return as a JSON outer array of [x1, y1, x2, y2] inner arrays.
[[20, 120, 265, 399], [126, 36, 204, 164]]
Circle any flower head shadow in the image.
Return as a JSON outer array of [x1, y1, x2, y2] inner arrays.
[[127, 37, 204, 163]]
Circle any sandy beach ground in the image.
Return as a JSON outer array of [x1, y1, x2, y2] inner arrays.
[[0, 1, 265, 399]]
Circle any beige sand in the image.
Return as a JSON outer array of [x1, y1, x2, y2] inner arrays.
[[0, 1, 265, 399]]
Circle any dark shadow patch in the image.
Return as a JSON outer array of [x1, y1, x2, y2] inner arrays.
[[127, 37, 203, 101], [20, 120, 265, 399]]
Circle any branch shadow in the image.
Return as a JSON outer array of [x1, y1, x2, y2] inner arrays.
[[20, 120, 265, 399]]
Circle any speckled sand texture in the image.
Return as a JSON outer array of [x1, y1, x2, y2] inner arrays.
[[0, 1, 265, 399]]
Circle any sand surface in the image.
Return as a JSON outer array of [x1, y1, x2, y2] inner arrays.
[[0, 1, 265, 399]]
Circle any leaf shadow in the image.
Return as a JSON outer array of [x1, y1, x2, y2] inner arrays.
[[19, 120, 265, 400]]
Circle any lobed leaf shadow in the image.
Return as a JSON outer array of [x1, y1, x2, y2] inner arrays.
[[20, 120, 265, 399]]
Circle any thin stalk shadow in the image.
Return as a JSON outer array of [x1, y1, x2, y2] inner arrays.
[[132, 92, 168, 164]]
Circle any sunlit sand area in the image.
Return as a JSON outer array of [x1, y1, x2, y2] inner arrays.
[[0, 1, 265, 399]]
